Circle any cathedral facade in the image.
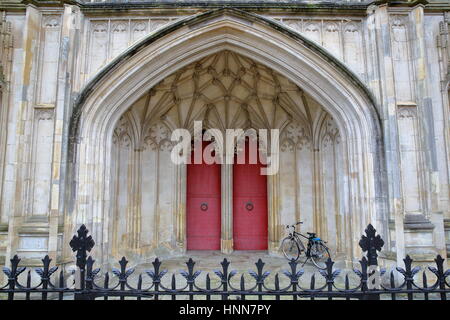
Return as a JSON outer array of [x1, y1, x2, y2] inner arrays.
[[0, 0, 449, 269]]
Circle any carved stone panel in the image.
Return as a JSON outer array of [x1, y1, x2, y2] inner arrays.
[[390, 15, 414, 103], [37, 15, 61, 105], [28, 109, 55, 218], [397, 106, 422, 214], [274, 17, 366, 80]]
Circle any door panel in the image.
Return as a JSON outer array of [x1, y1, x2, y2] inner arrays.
[[187, 142, 221, 250], [233, 142, 268, 250]]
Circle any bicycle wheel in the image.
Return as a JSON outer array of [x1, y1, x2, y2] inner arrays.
[[281, 237, 300, 261], [310, 242, 330, 270]]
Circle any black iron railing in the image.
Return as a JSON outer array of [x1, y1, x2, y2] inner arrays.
[[1, 224, 449, 300]]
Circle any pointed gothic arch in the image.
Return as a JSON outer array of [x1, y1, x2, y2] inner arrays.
[[64, 8, 386, 264]]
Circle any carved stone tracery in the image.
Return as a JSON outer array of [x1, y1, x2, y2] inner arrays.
[[320, 116, 340, 147], [280, 122, 311, 152], [144, 122, 173, 151], [109, 50, 346, 257]]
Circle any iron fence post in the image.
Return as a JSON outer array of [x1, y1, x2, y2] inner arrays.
[[359, 224, 384, 300], [5, 255, 22, 300], [70, 224, 95, 300]]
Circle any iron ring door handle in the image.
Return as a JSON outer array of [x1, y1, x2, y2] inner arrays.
[[200, 202, 208, 211], [245, 201, 254, 211]]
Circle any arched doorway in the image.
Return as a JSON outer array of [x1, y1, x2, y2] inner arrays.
[[233, 139, 268, 250], [186, 141, 221, 250], [66, 9, 385, 264]]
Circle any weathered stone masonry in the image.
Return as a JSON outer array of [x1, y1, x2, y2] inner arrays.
[[0, 0, 449, 271]]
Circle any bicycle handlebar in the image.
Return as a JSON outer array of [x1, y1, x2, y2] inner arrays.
[[286, 221, 303, 228], [284, 222, 328, 244]]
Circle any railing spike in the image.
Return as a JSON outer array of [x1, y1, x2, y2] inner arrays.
[[390, 269, 396, 300], [25, 270, 31, 300], [221, 258, 230, 276], [206, 273, 211, 288], [345, 273, 350, 301], [206, 273, 211, 301], [345, 273, 349, 289], [59, 270, 64, 287], [152, 258, 161, 275], [310, 273, 315, 300], [422, 271, 428, 300], [137, 274, 142, 301], [59, 270, 65, 300], [275, 273, 280, 301], [171, 273, 176, 289], [104, 272, 109, 288], [240, 274, 246, 301], [275, 273, 280, 290], [310, 273, 315, 289], [433, 255, 447, 300], [104, 272, 109, 301], [171, 274, 176, 301]]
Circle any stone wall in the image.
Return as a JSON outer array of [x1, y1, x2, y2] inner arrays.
[[0, 1, 448, 269]]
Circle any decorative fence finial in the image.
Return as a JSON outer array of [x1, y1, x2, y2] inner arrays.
[[359, 224, 384, 265], [69, 224, 95, 270]]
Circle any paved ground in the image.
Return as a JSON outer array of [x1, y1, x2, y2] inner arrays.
[[127, 251, 362, 300]]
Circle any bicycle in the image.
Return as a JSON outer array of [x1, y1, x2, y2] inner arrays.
[[280, 221, 331, 270]]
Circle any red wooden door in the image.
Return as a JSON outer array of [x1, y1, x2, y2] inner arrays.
[[233, 142, 268, 250], [186, 142, 221, 250]]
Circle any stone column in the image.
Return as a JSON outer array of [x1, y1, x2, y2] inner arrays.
[[175, 163, 187, 253], [60, 5, 84, 265], [407, 5, 447, 260], [369, 4, 406, 265], [405, 5, 434, 227], [312, 149, 322, 238], [437, 13, 450, 257], [221, 163, 233, 253], [48, 4, 81, 264], [4, 4, 40, 268], [267, 172, 280, 253], [0, 13, 12, 229], [0, 14, 12, 281], [130, 149, 142, 251]]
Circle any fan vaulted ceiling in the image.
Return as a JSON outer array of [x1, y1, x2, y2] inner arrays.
[[122, 51, 326, 138]]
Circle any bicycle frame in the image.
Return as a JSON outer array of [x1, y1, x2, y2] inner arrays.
[[286, 224, 328, 260]]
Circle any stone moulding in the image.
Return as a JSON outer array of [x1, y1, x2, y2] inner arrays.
[[22, 0, 373, 9], [62, 2, 387, 264], [68, 7, 380, 145], [14, 0, 435, 11]]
